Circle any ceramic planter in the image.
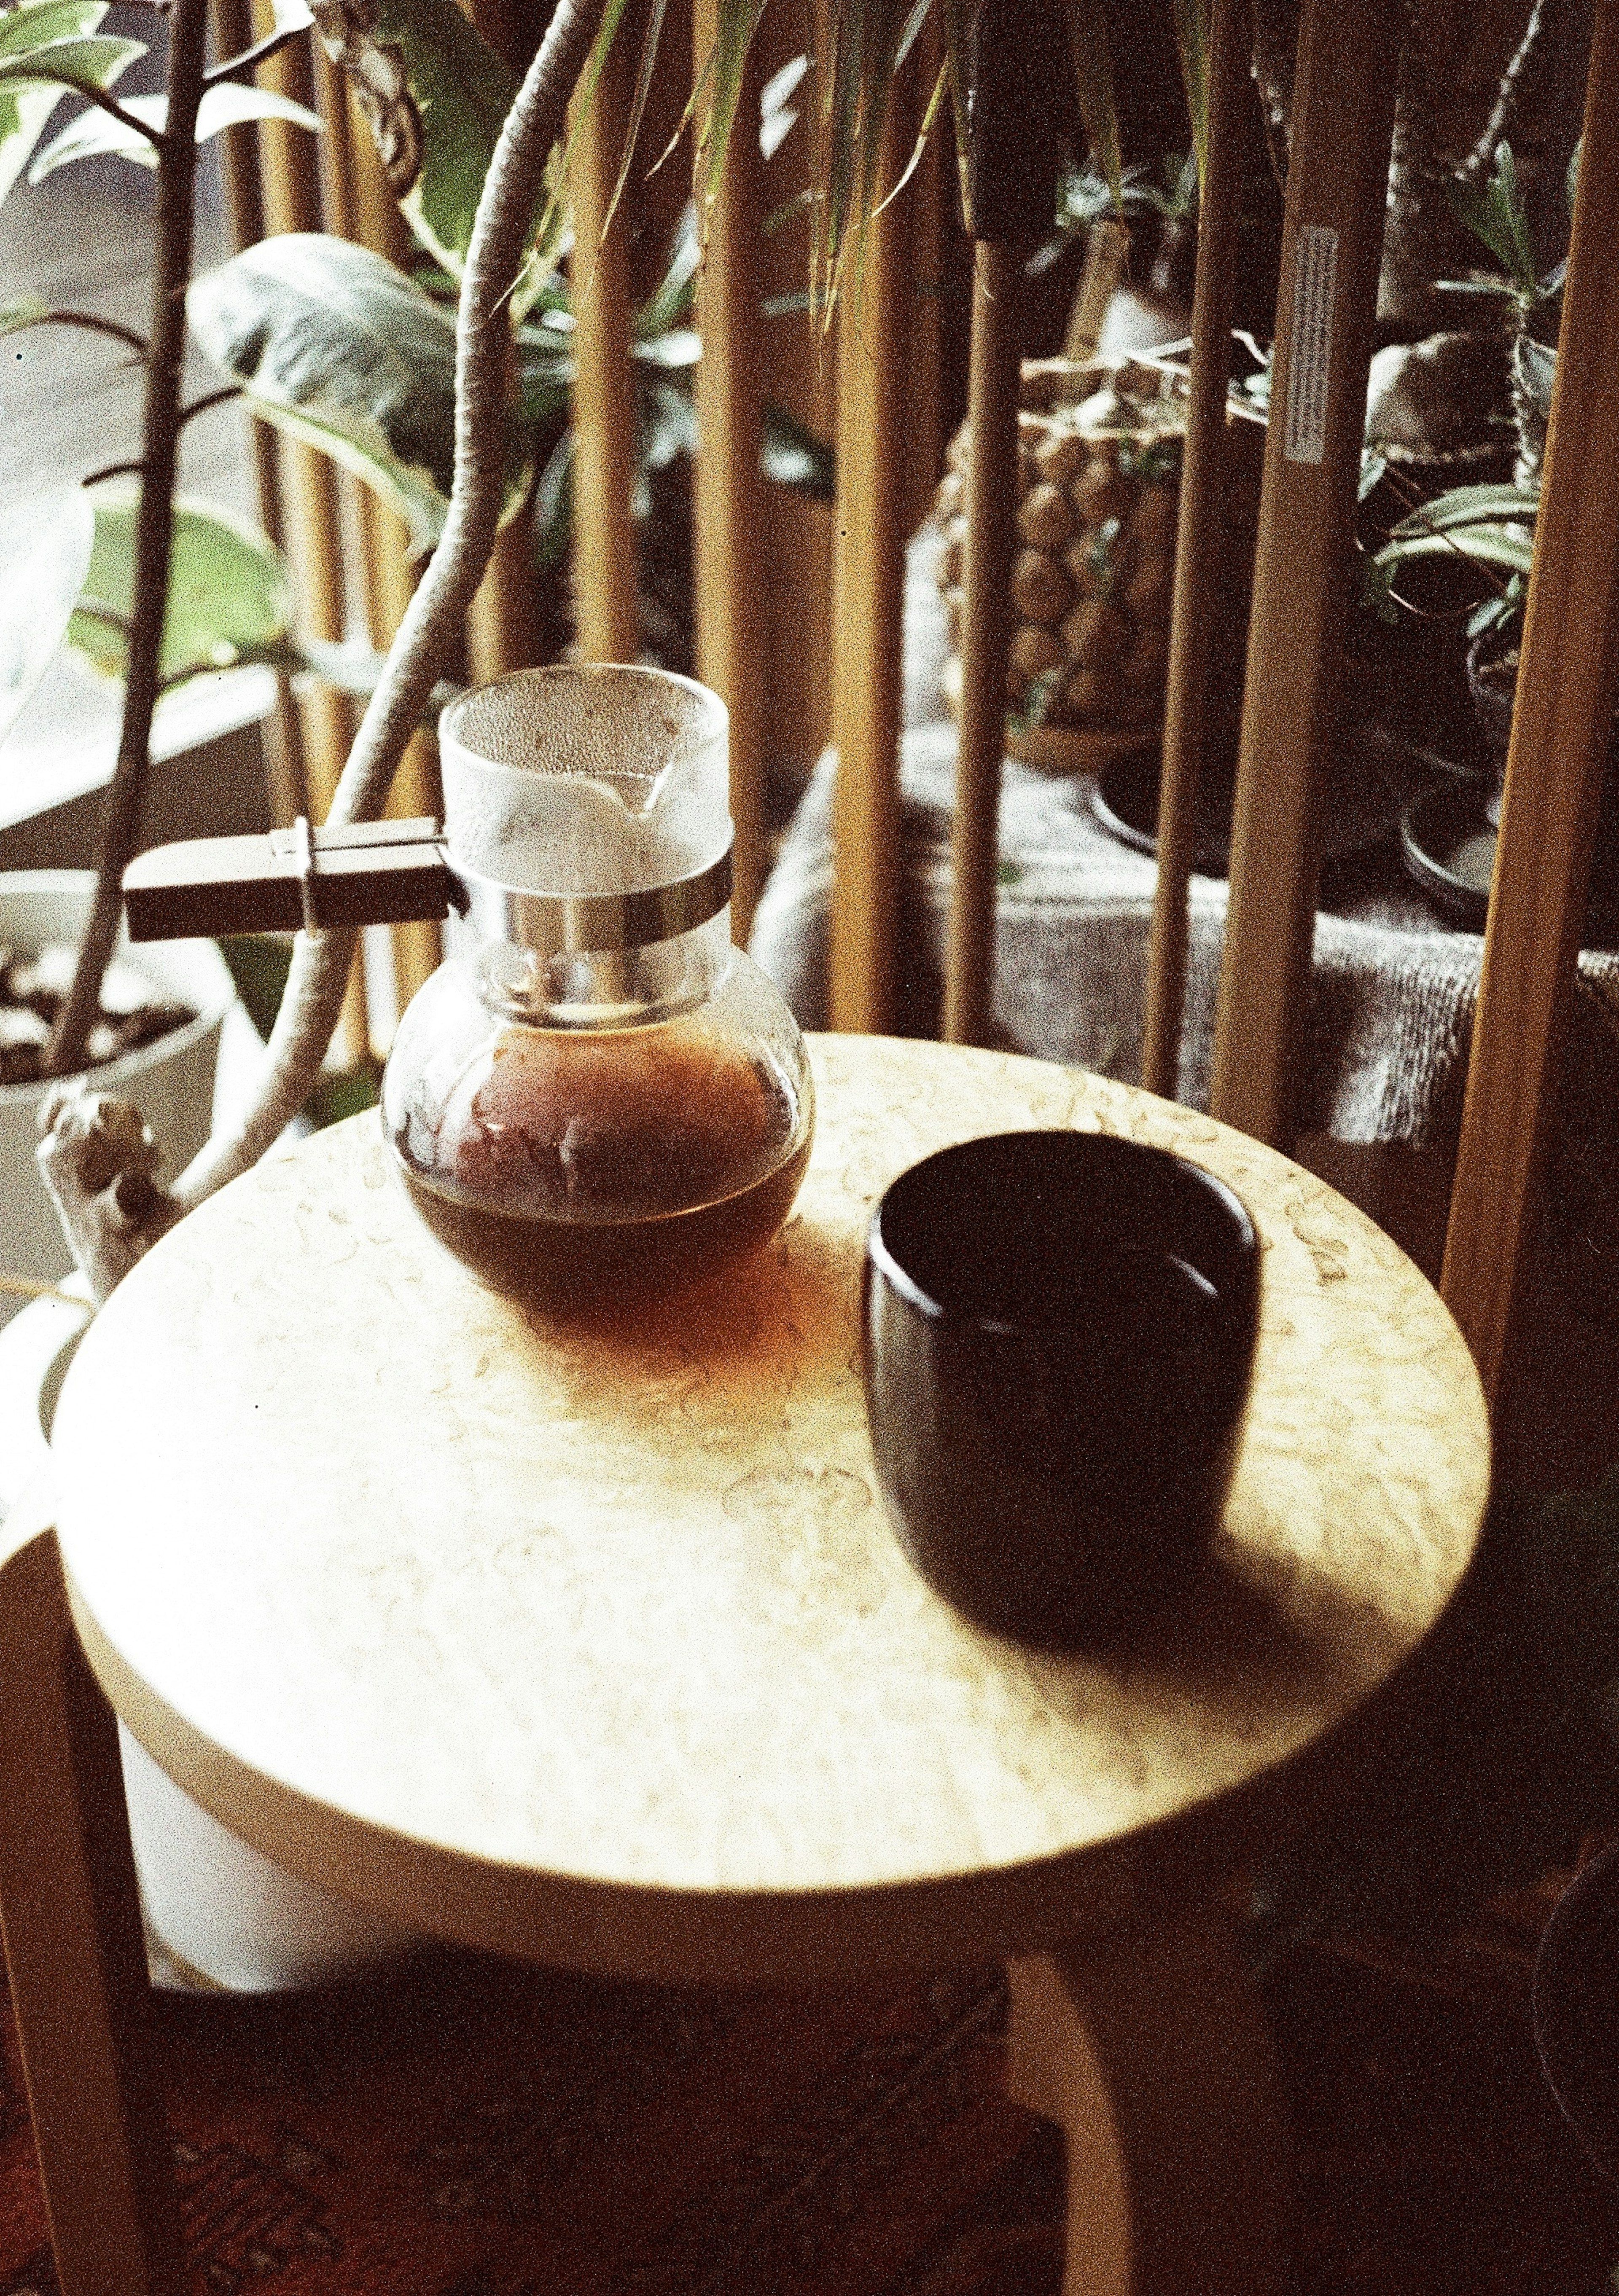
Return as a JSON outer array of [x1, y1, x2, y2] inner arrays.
[[0, 871, 233, 1331]]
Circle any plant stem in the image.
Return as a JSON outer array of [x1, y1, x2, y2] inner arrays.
[[44, 0, 211, 1078], [173, 0, 610, 1211]]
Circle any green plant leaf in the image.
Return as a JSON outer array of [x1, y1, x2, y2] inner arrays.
[[0, 485, 93, 749], [28, 81, 318, 180], [309, 0, 518, 285], [1447, 142, 1538, 298], [67, 494, 292, 688], [637, 374, 697, 471], [532, 428, 574, 569], [0, 29, 141, 93], [635, 201, 700, 340], [632, 326, 701, 369], [190, 235, 528, 553], [0, 292, 46, 333], [1061, 0, 1121, 208], [1374, 522, 1537, 580], [0, 0, 106, 206], [1514, 334, 1557, 424], [1387, 482, 1540, 539], [761, 400, 834, 497]]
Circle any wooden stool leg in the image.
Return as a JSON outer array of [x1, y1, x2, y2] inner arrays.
[[0, 1517, 184, 2296], [1007, 1900, 1291, 2296]]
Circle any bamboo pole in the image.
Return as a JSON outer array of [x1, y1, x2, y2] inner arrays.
[[692, 0, 767, 942], [253, 5, 371, 1068], [943, 0, 1059, 1046], [828, 69, 918, 1033], [1207, 0, 1401, 1145], [1141, 0, 1248, 1102], [942, 239, 1024, 1045], [212, 0, 307, 829], [569, 24, 640, 663], [465, 0, 543, 681], [1440, 0, 1619, 1406]]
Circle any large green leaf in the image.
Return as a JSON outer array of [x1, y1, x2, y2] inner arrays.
[[191, 234, 533, 554], [1447, 142, 1539, 299], [0, 486, 93, 749], [0, 30, 142, 94], [0, 0, 106, 207], [1387, 483, 1540, 540], [1375, 523, 1537, 580], [308, 0, 516, 283], [66, 494, 291, 689], [29, 82, 319, 180]]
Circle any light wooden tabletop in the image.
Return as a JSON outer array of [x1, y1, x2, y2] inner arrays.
[[52, 1035, 1489, 1982]]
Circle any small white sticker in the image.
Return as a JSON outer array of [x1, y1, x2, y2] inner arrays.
[[1284, 224, 1339, 465]]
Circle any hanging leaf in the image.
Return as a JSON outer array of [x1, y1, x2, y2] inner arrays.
[[635, 201, 701, 340], [0, 0, 107, 207], [1514, 335, 1557, 424], [308, 0, 517, 285], [29, 82, 319, 180], [0, 29, 142, 94], [1060, 0, 1121, 207], [761, 401, 834, 498], [0, 485, 93, 749], [532, 429, 574, 569], [67, 495, 292, 689], [1447, 142, 1539, 299], [190, 235, 529, 553], [1386, 483, 1540, 539], [0, 292, 46, 333]]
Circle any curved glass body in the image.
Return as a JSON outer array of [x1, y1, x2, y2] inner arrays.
[[383, 916, 814, 1311]]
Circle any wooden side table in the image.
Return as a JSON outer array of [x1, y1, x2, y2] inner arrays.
[[2, 1035, 1490, 2296]]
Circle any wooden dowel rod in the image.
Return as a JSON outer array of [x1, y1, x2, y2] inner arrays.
[[1208, 0, 1400, 1146], [944, 239, 1025, 1046], [828, 74, 917, 1034], [1441, 0, 1619, 1406], [1142, 0, 1248, 1102], [570, 29, 640, 664], [692, 0, 767, 943], [212, 0, 308, 828], [0, 1513, 186, 2296], [257, 8, 371, 1064]]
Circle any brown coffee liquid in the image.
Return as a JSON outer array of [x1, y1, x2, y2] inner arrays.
[[390, 1011, 810, 1309]]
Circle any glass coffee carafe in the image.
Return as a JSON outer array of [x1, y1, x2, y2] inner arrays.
[[381, 666, 814, 1308]]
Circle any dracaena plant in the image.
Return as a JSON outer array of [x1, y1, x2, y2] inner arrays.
[[1366, 139, 1568, 647]]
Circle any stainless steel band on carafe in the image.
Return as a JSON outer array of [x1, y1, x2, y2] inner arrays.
[[449, 844, 734, 955]]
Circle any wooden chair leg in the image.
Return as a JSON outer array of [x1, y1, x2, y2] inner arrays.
[[0, 1495, 184, 2296], [1007, 1898, 1291, 2296]]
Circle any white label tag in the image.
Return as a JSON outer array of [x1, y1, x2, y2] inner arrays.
[[1284, 225, 1339, 465]]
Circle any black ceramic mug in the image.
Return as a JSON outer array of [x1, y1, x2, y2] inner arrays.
[[862, 1130, 1261, 1648]]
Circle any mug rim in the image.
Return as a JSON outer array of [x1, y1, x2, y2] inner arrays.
[[865, 1128, 1258, 1337]]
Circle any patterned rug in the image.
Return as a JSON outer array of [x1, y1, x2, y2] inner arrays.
[[0, 1916, 1614, 2296]]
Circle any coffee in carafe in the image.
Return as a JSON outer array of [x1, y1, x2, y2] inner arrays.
[[381, 666, 814, 1308]]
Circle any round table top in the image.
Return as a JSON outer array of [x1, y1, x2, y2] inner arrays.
[[54, 1034, 1490, 1982]]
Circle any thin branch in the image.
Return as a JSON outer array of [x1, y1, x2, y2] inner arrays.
[[204, 20, 309, 86], [82, 458, 143, 485], [172, 0, 613, 1214], [44, 0, 212, 1079], [62, 79, 170, 147], [177, 383, 242, 427], [8, 309, 149, 357]]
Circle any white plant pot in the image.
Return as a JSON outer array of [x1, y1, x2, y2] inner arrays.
[[0, 874, 419, 1990], [0, 871, 231, 1332]]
